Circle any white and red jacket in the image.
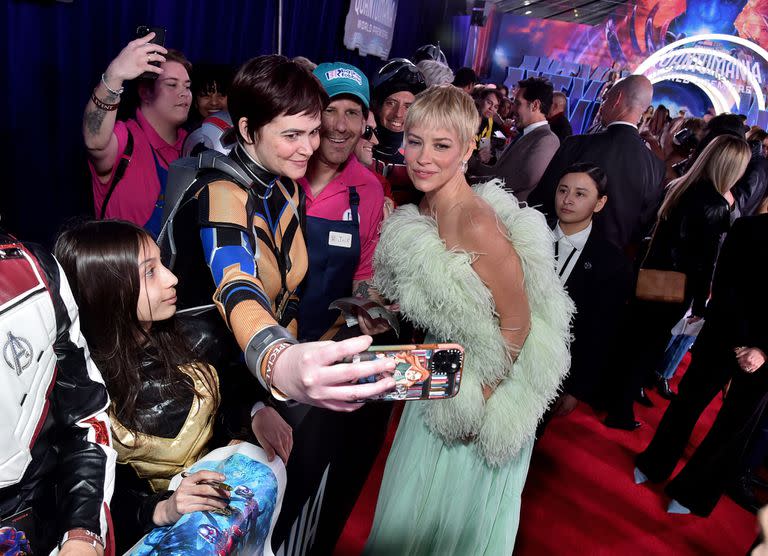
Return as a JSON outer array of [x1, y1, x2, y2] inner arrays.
[[0, 231, 116, 554]]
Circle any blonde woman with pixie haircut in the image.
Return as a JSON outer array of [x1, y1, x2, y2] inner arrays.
[[605, 134, 751, 430], [364, 85, 573, 555]]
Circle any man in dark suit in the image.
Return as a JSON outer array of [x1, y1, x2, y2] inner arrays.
[[547, 91, 573, 142], [529, 75, 665, 251], [469, 77, 560, 202], [635, 214, 768, 516], [548, 163, 633, 416]]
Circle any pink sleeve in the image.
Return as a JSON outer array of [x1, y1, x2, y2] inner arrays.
[[353, 182, 385, 281]]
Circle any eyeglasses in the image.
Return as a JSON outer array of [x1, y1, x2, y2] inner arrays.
[[362, 125, 379, 141]]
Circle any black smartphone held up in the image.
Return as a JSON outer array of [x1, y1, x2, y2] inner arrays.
[[135, 25, 166, 80]]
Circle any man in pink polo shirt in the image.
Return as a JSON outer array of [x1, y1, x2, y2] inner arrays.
[[297, 62, 386, 342], [82, 33, 191, 237]]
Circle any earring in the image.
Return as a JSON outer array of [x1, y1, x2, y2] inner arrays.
[[461, 159, 468, 173]]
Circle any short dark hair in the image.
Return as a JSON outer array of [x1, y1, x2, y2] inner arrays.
[[474, 88, 501, 114], [164, 49, 192, 74], [229, 55, 329, 143], [517, 76, 554, 116], [562, 162, 608, 197], [476, 88, 501, 104], [453, 67, 478, 88]]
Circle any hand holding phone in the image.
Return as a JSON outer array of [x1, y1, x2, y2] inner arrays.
[[269, 335, 397, 411], [103, 27, 167, 87], [135, 26, 167, 80]]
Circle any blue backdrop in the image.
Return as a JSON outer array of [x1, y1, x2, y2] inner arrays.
[[2, 0, 461, 245]]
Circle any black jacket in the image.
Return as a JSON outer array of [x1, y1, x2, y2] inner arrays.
[[530, 124, 665, 250], [547, 112, 573, 143], [644, 179, 731, 316], [0, 235, 113, 554], [371, 125, 405, 165], [698, 214, 768, 354], [732, 150, 768, 217], [109, 316, 245, 553], [561, 231, 633, 405]]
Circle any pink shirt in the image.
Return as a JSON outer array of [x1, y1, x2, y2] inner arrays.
[[299, 157, 384, 281], [89, 109, 187, 226]]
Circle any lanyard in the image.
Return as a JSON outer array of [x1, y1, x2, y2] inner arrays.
[[554, 239, 578, 278]]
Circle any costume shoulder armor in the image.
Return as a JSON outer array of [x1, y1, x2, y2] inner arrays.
[[0, 237, 59, 487]]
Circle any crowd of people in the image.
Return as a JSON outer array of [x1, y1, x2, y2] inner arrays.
[[2, 30, 768, 556]]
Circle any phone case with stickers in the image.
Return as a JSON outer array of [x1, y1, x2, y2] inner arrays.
[[354, 344, 464, 401]]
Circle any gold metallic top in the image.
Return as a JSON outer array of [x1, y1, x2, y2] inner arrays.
[[111, 363, 220, 492]]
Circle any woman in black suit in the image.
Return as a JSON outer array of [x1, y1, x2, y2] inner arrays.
[[547, 163, 633, 416], [635, 214, 768, 516], [605, 135, 751, 430]]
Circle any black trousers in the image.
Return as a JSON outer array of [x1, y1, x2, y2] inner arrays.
[[635, 337, 734, 483], [665, 362, 768, 516], [608, 298, 687, 423], [637, 335, 768, 516]]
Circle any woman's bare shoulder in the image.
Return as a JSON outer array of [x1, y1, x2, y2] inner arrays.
[[456, 197, 514, 255]]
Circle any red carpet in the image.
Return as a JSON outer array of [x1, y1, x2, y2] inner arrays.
[[335, 356, 757, 555]]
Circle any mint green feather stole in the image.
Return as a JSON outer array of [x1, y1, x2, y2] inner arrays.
[[373, 181, 574, 467]]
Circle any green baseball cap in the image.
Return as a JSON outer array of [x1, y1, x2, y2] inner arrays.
[[313, 62, 370, 109]]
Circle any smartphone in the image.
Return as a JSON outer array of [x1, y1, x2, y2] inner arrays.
[[135, 25, 166, 80], [353, 344, 464, 401]]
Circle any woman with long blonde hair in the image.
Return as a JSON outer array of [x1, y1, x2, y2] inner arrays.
[[605, 134, 750, 430], [658, 134, 751, 220]]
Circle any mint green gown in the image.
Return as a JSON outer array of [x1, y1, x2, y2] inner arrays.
[[363, 401, 534, 555], [364, 182, 573, 556]]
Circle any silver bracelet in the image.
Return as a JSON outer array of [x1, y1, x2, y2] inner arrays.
[[101, 73, 124, 96]]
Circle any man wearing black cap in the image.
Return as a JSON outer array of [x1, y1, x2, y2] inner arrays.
[[370, 59, 426, 205]]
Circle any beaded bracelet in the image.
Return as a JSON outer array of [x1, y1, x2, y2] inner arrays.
[[91, 90, 119, 112]]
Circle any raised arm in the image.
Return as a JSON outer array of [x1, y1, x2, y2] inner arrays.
[[83, 34, 167, 181]]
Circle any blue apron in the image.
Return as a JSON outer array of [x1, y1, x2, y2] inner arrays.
[[297, 186, 361, 342], [144, 148, 167, 239]]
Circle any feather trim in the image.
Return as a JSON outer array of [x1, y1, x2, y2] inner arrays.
[[374, 180, 574, 466]]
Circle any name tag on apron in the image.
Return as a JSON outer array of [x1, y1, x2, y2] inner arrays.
[[328, 231, 352, 248]]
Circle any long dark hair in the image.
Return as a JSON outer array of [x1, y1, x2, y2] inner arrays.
[[55, 220, 217, 432]]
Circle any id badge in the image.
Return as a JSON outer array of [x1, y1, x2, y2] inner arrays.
[[328, 231, 352, 248]]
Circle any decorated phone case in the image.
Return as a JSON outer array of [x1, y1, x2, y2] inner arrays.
[[355, 344, 464, 401]]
